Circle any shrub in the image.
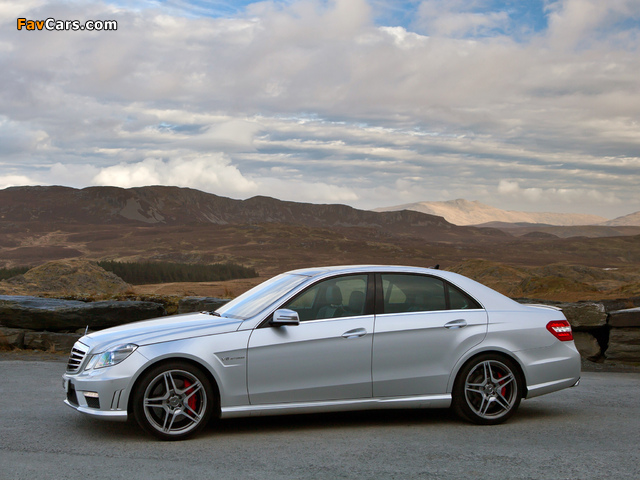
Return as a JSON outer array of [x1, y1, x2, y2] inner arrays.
[[0, 266, 30, 281]]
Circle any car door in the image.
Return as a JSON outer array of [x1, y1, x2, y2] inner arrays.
[[372, 273, 488, 397], [247, 274, 374, 405]]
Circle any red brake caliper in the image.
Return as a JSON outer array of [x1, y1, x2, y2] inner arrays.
[[183, 380, 197, 411]]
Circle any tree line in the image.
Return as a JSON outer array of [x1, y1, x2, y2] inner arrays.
[[97, 261, 258, 285], [0, 262, 258, 285], [0, 266, 30, 281]]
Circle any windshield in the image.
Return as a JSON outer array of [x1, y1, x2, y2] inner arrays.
[[216, 273, 309, 320]]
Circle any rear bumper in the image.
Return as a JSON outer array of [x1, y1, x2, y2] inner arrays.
[[518, 341, 581, 399]]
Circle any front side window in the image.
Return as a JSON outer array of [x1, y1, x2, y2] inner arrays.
[[282, 274, 369, 321], [380, 274, 481, 314]]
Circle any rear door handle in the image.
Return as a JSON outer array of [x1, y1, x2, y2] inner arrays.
[[342, 328, 367, 339], [444, 319, 467, 329]]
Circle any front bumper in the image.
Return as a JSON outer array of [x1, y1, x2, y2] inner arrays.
[[63, 374, 128, 421], [62, 350, 148, 421]]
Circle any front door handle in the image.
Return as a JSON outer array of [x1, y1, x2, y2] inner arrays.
[[444, 319, 468, 329], [342, 328, 367, 339]]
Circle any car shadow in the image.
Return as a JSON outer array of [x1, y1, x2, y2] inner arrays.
[[70, 408, 458, 441], [203, 407, 459, 437], [71, 402, 571, 441]]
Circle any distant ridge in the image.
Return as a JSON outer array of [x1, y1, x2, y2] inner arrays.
[[0, 185, 505, 241], [373, 199, 608, 226], [601, 211, 640, 227]]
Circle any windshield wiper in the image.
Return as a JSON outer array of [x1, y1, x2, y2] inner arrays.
[[208, 311, 221, 317]]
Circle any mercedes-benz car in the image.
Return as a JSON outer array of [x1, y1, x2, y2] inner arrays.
[[63, 265, 580, 440]]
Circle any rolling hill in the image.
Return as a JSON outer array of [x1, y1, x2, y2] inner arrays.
[[373, 198, 609, 226], [1, 185, 639, 301]]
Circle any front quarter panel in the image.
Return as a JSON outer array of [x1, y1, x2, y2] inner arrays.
[[135, 330, 252, 409]]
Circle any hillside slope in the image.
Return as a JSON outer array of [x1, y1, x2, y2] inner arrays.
[[601, 211, 640, 226], [374, 198, 607, 226]]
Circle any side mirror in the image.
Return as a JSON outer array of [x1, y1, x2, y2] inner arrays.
[[271, 309, 300, 327]]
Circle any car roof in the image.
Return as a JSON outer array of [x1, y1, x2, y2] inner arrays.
[[287, 265, 438, 277], [285, 265, 521, 310]]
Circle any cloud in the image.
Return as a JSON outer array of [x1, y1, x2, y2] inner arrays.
[[546, 0, 640, 49], [497, 179, 621, 209], [0, 0, 639, 218], [416, 0, 509, 37], [0, 174, 37, 189], [92, 154, 257, 194], [0, 116, 50, 155], [498, 180, 520, 195]]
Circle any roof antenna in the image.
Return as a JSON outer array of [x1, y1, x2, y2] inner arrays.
[[433, 264, 440, 270]]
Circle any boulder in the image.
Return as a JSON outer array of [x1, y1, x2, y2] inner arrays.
[[0, 327, 29, 349], [601, 297, 640, 312], [24, 331, 81, 352], [608, 308, 640, 328], [605, 328, 640, 363], [0, 295, 166, 332], [572, 331, 601, 361], [555, 302, 607, 329], [178, 297, 230, 314]]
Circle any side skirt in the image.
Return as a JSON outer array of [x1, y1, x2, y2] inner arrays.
[[221, 394, 452, 419]]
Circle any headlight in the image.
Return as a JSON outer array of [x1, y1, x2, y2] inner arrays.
[[85, 344, 138, 370]]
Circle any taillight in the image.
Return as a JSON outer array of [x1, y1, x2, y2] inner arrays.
[[546, 320, 573, 341]]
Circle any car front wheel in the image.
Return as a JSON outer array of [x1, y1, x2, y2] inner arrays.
[[452, 354, 522, 425], [132, 361, 215, 440]]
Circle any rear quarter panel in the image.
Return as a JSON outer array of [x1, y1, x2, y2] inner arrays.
[[446, 306, 581, 396]]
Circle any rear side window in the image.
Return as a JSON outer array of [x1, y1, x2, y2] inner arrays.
[[448, 283, 481, 310], [380, 274, 481, 314]]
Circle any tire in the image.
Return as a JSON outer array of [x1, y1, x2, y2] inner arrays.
[[132, 361, 215, 440], [452, 354, 522, 425]]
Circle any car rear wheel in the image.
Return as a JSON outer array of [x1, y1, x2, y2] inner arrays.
[[132, 361, 214, 440], [452, 354, 522, 425]]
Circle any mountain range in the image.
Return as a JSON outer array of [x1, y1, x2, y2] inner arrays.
[[1, 185, 639, 300], [374, 198, 639, 227], [0, 185, 463, 232]]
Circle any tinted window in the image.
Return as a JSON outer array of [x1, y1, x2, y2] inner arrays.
[[448, 283, 482, 310], [380, 274, 481, 313], [382, 274, 446, 313], [283, 274, 368, 321]]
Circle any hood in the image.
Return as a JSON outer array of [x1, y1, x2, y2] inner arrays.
[[81, 312, 243, 353]]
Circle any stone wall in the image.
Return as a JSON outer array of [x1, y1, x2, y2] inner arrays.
[[0, 295, 228, 354], [2, 294, 640, 365], [0, 295, 169, 353]]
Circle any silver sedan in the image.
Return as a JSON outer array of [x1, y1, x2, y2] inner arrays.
[[62, 265, 581, 440]]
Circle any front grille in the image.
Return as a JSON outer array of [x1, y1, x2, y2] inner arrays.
[[85, 396, 100, 409], [66, 342, 89, 373]]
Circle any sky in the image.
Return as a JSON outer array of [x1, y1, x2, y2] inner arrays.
[[1, 0, 639, 219]]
